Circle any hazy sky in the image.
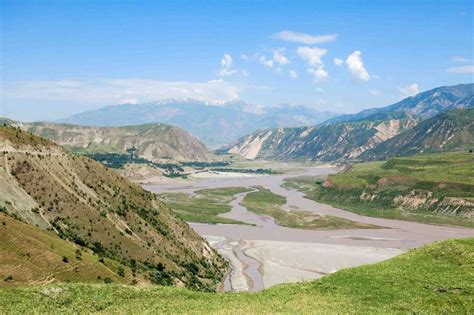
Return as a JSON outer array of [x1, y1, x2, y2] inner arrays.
[[1, 0, 473, 121]]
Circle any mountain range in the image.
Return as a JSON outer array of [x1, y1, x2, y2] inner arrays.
[[222, 84, 474, 161], [58, 99, 338, 148]]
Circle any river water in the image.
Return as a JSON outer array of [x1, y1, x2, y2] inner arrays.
[[143, 166, 474, 291]]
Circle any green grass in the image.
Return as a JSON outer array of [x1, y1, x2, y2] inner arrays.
[[241, 186, 376, 230], [284, 152, 474, 228], [159, 187, 252, 225], [1, 238, 472, 313]]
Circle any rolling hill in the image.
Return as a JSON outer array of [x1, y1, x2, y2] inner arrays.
[[0, 119, 214, 162], [0, 126, 226, 290], [58, 99, 338, 147]]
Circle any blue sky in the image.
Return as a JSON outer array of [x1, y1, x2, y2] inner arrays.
[[1, 0, 473, 121]]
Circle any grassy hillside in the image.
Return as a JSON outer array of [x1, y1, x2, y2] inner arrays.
[[0, 126, 226, 290], [241, 187, 376, 229], [361, 109, 474, 160], [285, 152, 474, 227], [0, 213, 134, 287], [1, 238, 472, 313], [1, 119, 214, 162]]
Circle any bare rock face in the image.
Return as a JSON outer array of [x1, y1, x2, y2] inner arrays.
[[222, 119, 416, 162]]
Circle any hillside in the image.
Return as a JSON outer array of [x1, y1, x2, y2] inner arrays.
[[0, 126, 226, 290], [323, 83, 473, 125], [58, 99, 337, 147], [361, 109, 474, 160], [1, 238, 472, 313], [0, 213, 135, 287], [223, 119, 416, 161], [0, 119, 213, 162], [285, 152, 474, 227]]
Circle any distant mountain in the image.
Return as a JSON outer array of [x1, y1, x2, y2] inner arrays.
[[58, 99, 338, 147], [0, 119, 214, 162], [361, 109, 474, 160], [222, 119, 416, 161], [0, 126, 226, 289], [222, 84, 474, 162], [322, 83, 473, 125]]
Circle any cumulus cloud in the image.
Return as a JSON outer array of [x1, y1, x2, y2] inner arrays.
[[399, 83, 419, 98], [273, 49, 289, 65], [273, 31, 337, 44], [297, 46, 327, 66], [289, 69, 298, 79], [219, 53, 238, 77], [346, 51, 370, 81], [2, 78, 241, 104], [258, 49, 289, 69], [446, 65, 474, 73], [308, 66, 328, 82], [333, 58, 343, 66], [259, 55, 274, 68]]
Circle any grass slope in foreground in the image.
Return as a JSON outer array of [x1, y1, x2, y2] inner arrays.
[[285, 152, 474, 228], [1, 238, 473, 313], [241, 186, 376, 229], [159, 187, 251, 225]]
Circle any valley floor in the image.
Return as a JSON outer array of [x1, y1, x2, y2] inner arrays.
[[143, 163, 474, 291]]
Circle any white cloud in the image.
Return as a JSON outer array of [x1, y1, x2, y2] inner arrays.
[[451, 56, 470, 63], [221, 53, 233, 67], [315, 87, 324, 93], [258, 49, 288, 69], [289, 69, 298, 79], [259, 55, 274, 68], [219, 53, 238, 77], [399, 83, 419, 98], [369, 89, 381, 96], [346, 51, 370, 81], [446, 65, 474, 73], [2, 78, 241, 104], [333, 58, 343, 66], [297, 46, 327, 66], [308, 66, 328, 82], [273, 49, 289, 65], [273, 31, 337, 44], [240, 54, 248, 60]]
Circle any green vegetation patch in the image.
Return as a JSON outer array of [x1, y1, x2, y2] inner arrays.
[[285, 152, 474, 227], [241, 186, 376, 230], [1, 238, 472, 313], [159, 187, 252, 225]]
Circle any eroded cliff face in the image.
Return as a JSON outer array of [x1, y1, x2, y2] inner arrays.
[[1, 120, 214, 162], [224, 119, 416, 161]]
